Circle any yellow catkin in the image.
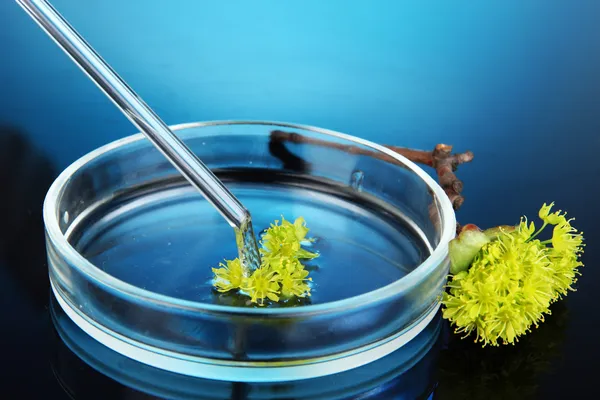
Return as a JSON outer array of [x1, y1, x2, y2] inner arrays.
[[442, 203, 584, 346]]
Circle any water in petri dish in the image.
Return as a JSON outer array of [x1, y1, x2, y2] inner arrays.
[[70, 170, 430, 307]]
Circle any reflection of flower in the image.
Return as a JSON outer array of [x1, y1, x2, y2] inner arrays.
[[435, 301, 568, 400], [442, 203, 584, 346], [212, 216, 318, 306]]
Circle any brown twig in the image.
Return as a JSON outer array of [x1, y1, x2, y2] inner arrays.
[[270, 130, 474, 211]]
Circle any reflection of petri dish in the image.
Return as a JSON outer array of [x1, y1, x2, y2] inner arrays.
[[44, 121, 455, 382], [50, 291, 441, 399]]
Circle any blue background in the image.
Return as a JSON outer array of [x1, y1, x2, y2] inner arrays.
[[1, 1, 600, 398], [2, 1, 599, 229]]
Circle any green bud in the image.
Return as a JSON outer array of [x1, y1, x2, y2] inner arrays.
[[449, 224, 491, 274]]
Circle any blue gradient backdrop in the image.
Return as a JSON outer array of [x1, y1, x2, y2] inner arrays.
[[1, 1, 600, 396]]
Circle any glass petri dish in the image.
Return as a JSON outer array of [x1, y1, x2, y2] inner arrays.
[[44, 121, 455, 382]]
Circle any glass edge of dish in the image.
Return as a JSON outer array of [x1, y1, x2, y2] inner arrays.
[[42, 120, 457, 316]]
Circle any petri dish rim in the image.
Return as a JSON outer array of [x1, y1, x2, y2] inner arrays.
[[43, 120, 456, 316]]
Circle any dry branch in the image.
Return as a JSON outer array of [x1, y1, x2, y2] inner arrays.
[[270, 130, 474, 211]]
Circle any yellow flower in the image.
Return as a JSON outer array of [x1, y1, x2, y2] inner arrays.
[[515, 218, 535, 241], [292, 216, 311, 242], [485, 300, 529, 345], [212, 216, 318, 306], [551, 218, 584, 254], [242, 267, 281, 305], [442, 203, 584, 347], [279, 267, 312, 298], [547, 248, 583, 299], [538, 202, 566, 226], [212, 258, 245, 293], [260, 217, 319, 268], [538, 202, 554, 221], [270, 257, 302, 274]]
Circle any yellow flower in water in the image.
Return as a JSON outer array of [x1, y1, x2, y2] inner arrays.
[[279, 266, 312, 298], [260, 216, 319, 269], [442, 203, 584, 347], [243, 267, 281, 305], [212, 258, 245, 293], [291, 216, 311, 242], [212, 216, 318, 306], [268, 257, 302, 274]]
